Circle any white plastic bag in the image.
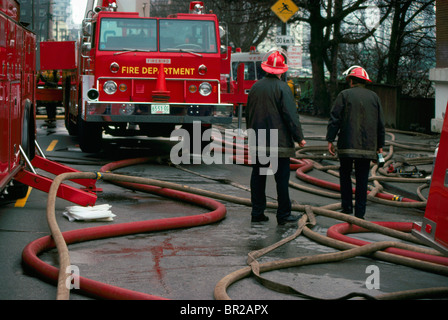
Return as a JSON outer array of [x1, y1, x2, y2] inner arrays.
[[63, 204, 116, 222]]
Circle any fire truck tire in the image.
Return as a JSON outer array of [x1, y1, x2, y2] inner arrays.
[[64, 79, 75, 135], [65, 104, 77, 136], [78, 118, 103, 153], [66, 116, 78, 136]]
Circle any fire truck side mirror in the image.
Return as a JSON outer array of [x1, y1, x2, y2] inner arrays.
[[82, 21, 93, 37], [219, 24, 228, 54], [219, 25, 226, 38]]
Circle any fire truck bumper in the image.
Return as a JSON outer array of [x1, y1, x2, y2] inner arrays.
[[83, 102, 233, 124]]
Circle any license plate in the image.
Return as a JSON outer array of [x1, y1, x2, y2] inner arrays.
[[151, 104, 170, 114]]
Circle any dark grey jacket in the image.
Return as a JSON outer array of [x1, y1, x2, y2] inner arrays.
[[326, 85, 385, 160], [246, 74, 305, 158]]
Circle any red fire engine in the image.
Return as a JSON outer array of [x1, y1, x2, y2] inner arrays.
[[412, 102, 448, 255], [229, 47, 265, 98], [41, 0, 233, 153], [0, 0, 36, 200], [0, 0, 97, 205], [220, 47, 265, 117]]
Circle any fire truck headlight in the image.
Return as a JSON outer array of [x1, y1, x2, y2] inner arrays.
[[104, 81, 118, 95], [119, 104, 135, 115], [199, 82, 212, 96]]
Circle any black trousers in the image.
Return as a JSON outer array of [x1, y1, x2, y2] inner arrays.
[[339, 157, 371, 218], [250, 157, 291, 222]]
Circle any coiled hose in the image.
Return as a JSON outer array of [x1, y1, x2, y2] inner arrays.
[[22, 129, 447, 300], [22, 167, 228, 300]]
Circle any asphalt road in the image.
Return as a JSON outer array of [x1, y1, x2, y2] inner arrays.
[[0, 115, 447, 309]]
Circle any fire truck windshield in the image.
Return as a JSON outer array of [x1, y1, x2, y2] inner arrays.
[[159, 19, 217, 53], [99, 18, 157, 51], [99, 18, 218, 54]]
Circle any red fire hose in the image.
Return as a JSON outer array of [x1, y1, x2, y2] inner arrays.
[[22, 158, 227, 300], [219, 137, 421, 205], [294, 158, 422, 204], [327, 221, 448, 266], [21, 138, 442, 300]]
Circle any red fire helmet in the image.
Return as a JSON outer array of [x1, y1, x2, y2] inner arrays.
[[102, 0, 116, 7], [261, 51, 289, 74], [344, 66, 372, 83]]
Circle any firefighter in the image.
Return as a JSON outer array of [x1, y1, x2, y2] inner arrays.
[[287, 78, 295, 96], [38, 70, 59, 128], [326, 66, 385, 219], [246, 51, 306, 225], [287, 76, 300, 108]]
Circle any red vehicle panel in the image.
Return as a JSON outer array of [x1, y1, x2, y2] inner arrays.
[[412, 102, 448, 254], [40, 41, 77, 70], [0, 0, 36, 199]]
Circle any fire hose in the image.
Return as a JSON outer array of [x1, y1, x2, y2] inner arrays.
[[213, 131, 447, 299], [22, 158, 448, 300], [22, 130, 447, 300], [22, 167, 229, 300]]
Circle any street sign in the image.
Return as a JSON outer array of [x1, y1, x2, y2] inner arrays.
[[271, 0, 299, 23], [276, 35, 295, 46], [287, 45, 302, 69]]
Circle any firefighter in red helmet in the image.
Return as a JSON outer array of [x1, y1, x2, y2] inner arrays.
[[246, 50, 306, 225], [326, 66, 385, 219], [344, 65, 372, 83]]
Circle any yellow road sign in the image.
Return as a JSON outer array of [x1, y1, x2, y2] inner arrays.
[[271, 0, 299, 23]]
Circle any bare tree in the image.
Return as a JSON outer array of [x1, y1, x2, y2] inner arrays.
[[207, 0, 278, 51], [340, 0, 436, 97], [289, 0, 391, 115], [151, 0, 435, 110], [384, 0, 435, 86]]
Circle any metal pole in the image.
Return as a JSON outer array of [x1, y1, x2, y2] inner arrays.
[[237, 103, 243, 136]]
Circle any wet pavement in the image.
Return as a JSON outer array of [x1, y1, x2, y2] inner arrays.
[[1, 114, 447, 306]]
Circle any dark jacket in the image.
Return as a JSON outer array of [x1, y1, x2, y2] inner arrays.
[[246, 74, 305, 158], [326, 85, 385, 160]]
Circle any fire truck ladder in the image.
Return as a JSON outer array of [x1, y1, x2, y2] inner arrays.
[[14, 141, 98, 207]]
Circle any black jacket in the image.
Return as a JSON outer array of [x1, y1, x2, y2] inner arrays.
[[326, 85, 385, 160], [246, 74, 305, 157]]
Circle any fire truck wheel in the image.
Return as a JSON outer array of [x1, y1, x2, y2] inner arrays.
[[64, 80, 77, 136], [78, 119, 103, 153]]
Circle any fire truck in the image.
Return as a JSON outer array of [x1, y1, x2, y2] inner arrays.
[[43, 0, 233, 153], [220, 47, 265, 115], [0, 0, 36, 199], [1, 0, 97, 205], [412, 102, 448, 255], [229, 47, 265, 97]]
